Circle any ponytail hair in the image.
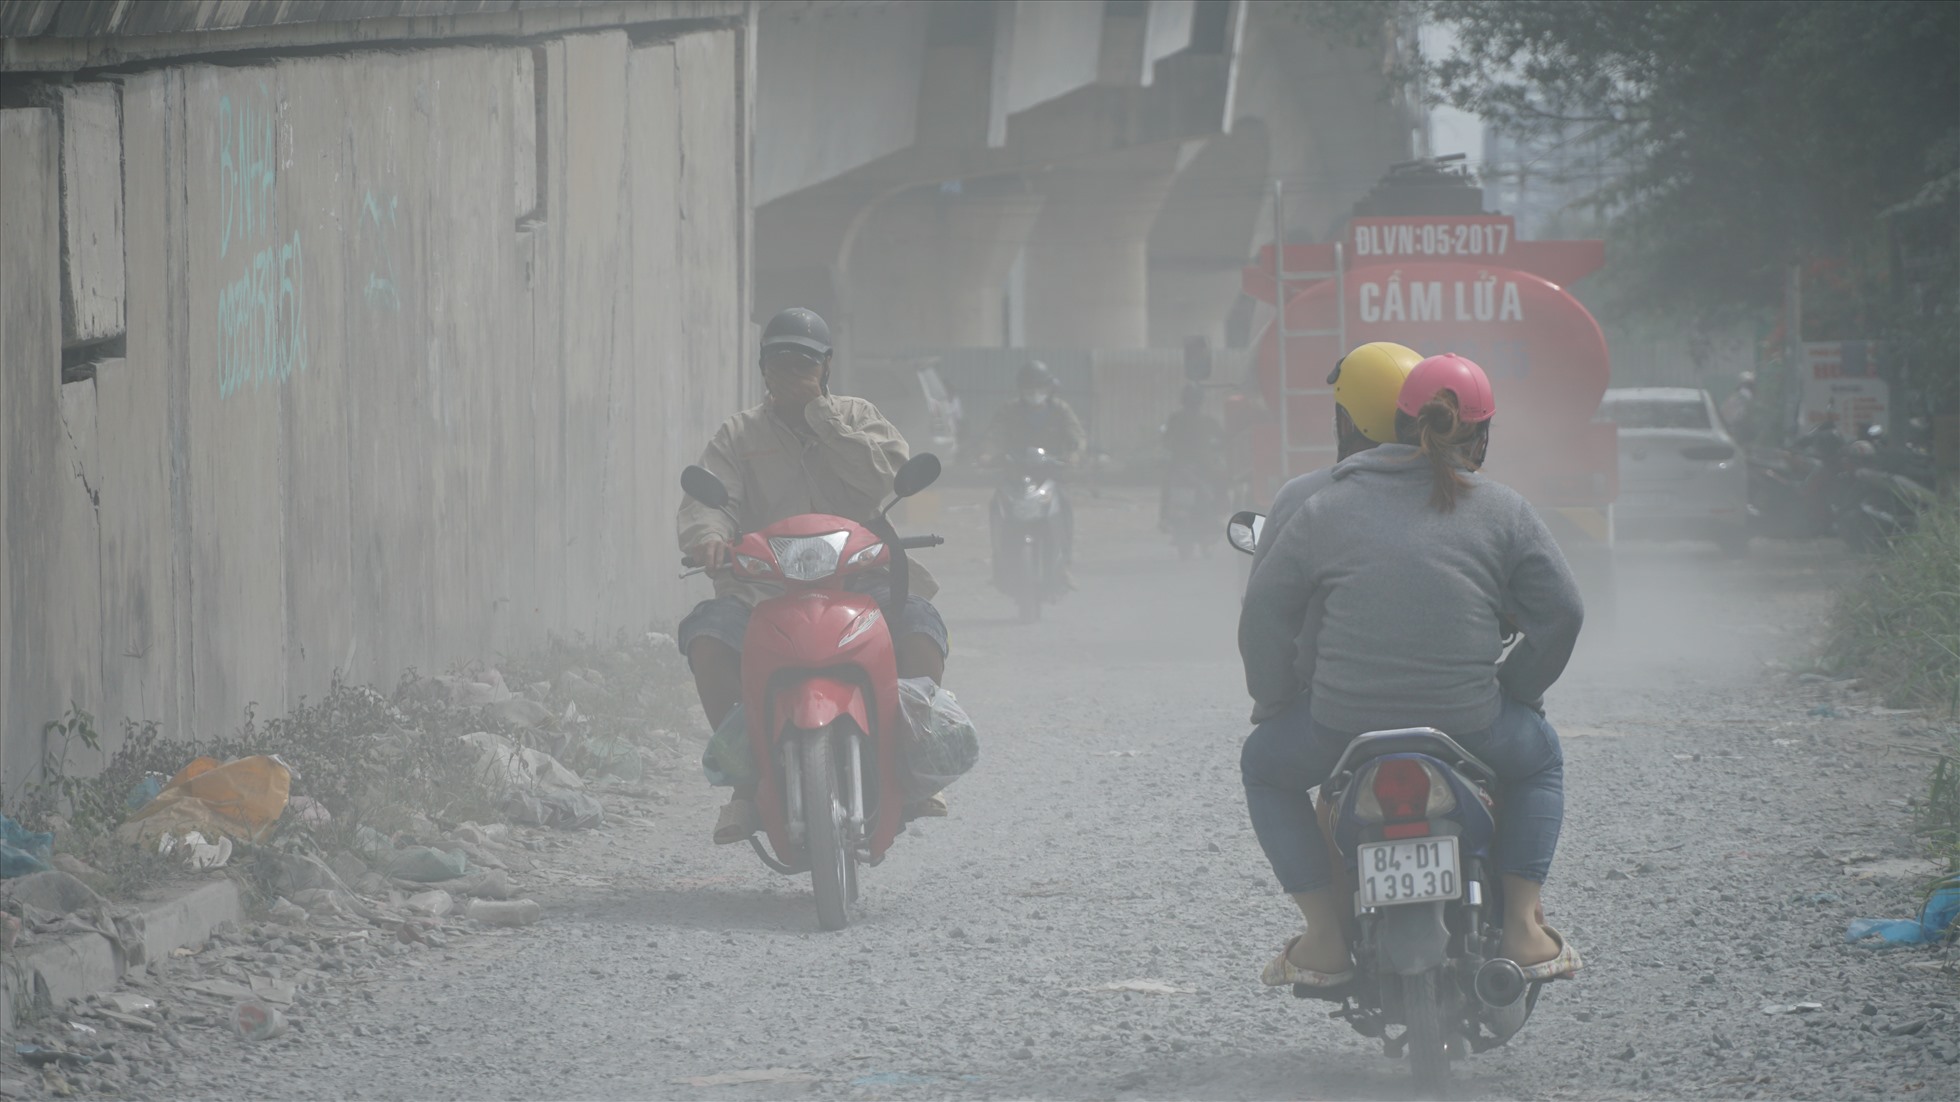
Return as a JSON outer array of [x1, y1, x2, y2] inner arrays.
[[1394, 391, 1486, 512]]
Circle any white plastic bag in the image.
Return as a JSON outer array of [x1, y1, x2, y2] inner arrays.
[[896, 677, 980, 801]]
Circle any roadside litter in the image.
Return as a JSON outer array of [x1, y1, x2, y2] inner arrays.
[[461, 731, 605, 829], [1076, 979, 1196, 995], [231, 997, 289, 1041], [388, 846, 469, 882], [1, 814, 55, 877], [157, 830, 232, 869], [1846, 886, 1960, 947], [118, 754, 292, 846], [466, 898, 542, 927]]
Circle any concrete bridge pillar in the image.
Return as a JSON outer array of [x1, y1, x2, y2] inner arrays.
[[839, 175, 1045, 353], [1020, 143, 1184, 348]]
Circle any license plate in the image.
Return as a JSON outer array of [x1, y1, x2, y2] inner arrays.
[[1356, 837, 1461, 907]]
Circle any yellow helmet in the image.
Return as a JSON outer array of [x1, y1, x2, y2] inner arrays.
[[1328, 341, 1422, 443]]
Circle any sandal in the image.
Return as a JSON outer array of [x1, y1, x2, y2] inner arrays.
[[1513, 925, 1583, 983], [713, 799, 758, 845], [903, 792, 949, 820], [1261, 935, 1354, 993]]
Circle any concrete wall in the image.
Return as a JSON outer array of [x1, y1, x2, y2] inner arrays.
[[1, 28, 747, 793]]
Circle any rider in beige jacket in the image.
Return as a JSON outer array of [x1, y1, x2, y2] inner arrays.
[[677, 308, 949, 843]]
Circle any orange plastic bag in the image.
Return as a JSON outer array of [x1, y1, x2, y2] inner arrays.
[[121, 755, 292, 844]]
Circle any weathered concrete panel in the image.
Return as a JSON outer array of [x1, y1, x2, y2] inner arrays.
[[59, 83, 125, 343], [553, 31, 630, 637], [3, 31, 749, 782], [181, 65, 291, 737], [2, 107, 88, 794], [754, 2, 927, 205], [676, 27, 745, 547], [629, 41, 687, 619], [275, 56, 358, 692], [95, 354, 178, 734], [513, 48, 537, 220]]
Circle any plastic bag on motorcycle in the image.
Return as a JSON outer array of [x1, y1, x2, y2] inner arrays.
[[895, 677, 980, 801], [702, 705, 757, 788], [701, 682, 978, 797]]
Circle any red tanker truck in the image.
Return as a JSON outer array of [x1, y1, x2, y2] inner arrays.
[[1234, 159, 1620, 572]]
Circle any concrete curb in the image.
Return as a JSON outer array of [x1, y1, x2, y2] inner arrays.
[[1, 878, 242, 1037]]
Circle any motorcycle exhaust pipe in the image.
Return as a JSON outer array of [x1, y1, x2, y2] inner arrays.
[[1474, 958, 1527, 1008]]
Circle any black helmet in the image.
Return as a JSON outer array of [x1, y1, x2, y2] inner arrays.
[[761, 307, 832, 360], [1017, 360, 1055, 389]]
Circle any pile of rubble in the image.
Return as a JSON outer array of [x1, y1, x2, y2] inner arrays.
[[2, 633, 708, 1095]]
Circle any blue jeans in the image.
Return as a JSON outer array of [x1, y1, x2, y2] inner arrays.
[[1240, 694, 1564, 894]]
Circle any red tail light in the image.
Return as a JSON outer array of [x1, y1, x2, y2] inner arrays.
[[1372, 760, 1431, 820]]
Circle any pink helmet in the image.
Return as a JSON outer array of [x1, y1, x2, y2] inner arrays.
[[1397, 353, 1496, 423]]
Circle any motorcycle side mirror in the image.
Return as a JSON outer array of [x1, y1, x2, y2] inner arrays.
[[1226, 510, 1265, 555], [680, 465, 730, 510], [892, 453, 942, 499]]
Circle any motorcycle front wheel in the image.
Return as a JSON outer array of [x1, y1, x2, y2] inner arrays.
[[799, 726, 856, 931], [1401, 969, 1452, 1097]]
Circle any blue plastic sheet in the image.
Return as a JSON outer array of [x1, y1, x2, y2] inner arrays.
[[1, 815, 55, 878], [1846, 886, 1960, 946]]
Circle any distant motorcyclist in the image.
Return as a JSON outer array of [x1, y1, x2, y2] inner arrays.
[[1238, 354, 1584, 993], [984, 361, 1086, 464], [984, 362, 1086, 582], [1247, 342, 1422, 581], [677, 308, 951, 843], [1161, 382, 1225, 530]]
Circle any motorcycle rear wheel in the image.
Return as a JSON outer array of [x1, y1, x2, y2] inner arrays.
[[1401, 969, 1452, 1097], [799, 727, 855, 931]]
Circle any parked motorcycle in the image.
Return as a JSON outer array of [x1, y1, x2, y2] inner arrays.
[[678, 454, 944, 931], [990, 446, 1069, 622], [1748, 424, 1939, 550], [1227, 509, 1549, 1095], [1836, 448, 1940, 551]]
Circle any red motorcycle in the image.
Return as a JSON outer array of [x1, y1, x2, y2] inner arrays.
[[680, 455, 943, 930]]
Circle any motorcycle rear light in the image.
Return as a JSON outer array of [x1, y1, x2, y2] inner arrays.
[[1682, 443, 1736, 462], [1382, 821, 1431, 839], [1351, 759, 1458, 823], [1372, 760, 1429, 820]]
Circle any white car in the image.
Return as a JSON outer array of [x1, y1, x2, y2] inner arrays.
[[1595, 387, 1750, 554]]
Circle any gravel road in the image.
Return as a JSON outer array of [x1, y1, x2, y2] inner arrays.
[[32, 484, 1959, 1101]]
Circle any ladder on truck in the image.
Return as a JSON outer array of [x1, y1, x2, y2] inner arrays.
[[1270, 179, 1345, 481]]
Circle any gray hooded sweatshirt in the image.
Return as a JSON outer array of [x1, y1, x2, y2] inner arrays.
[[1239, 444, 1584, 732]]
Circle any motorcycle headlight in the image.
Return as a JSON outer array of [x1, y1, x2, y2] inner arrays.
[[1010, 480, 1055, 520], [768, 531, 849, 582], [846, 542, 885, 566]]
